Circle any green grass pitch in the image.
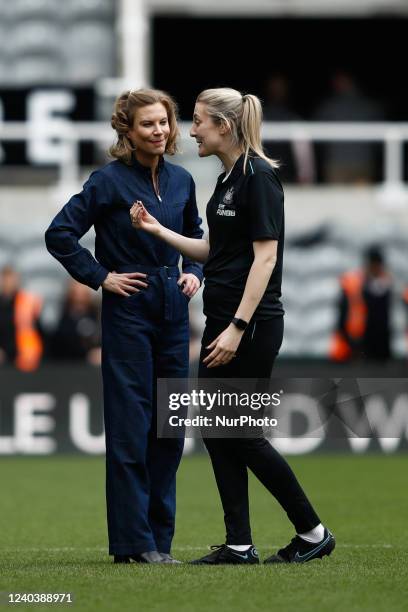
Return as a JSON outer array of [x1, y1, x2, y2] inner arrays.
[[1, 454, 407, 611]]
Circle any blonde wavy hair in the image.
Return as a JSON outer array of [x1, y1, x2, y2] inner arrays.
[[196, 87, 279, 172], [109, 88, 179, 165]]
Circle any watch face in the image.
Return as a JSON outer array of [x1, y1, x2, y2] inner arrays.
[[233, 317, 247, 330]]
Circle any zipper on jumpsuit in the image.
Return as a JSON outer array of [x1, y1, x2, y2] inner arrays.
[[151, 173, 167, 273], [151, 170, 174, 321], [151, 173, 162, 203]]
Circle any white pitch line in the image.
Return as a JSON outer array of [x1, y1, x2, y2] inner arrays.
[[0, 544, 394, 552], [176, 544, 394, 550]]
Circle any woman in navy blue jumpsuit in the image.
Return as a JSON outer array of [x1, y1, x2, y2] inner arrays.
[[45, 89, 203, 564]]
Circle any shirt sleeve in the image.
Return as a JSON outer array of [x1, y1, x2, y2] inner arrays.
[[246, 170, 284, 241], [181, 176, 204, 283], [44, 170, 110, 290]]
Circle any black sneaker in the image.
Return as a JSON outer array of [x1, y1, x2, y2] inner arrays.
[[190, 544, 259, 565], [264, 528, 335, 564], [113, 551, 164, 564]]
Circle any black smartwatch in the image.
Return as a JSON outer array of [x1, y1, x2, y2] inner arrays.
[[231, 317, 248, 330]]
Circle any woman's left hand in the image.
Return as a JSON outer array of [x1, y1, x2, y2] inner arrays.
[[178, 273, 201, 298], [203, 324, 244, 368]]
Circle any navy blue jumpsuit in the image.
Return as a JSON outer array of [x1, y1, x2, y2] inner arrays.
[[45, 156, 203, 556]]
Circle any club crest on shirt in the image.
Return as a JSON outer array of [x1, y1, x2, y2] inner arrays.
[[223, 187, 234, 205], [216, 187, 236, 216]]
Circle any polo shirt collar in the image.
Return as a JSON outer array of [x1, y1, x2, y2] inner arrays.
[[218, 152, 252, 186]]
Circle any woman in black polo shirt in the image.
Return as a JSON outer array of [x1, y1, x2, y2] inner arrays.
[[130, 87, 335, 565]]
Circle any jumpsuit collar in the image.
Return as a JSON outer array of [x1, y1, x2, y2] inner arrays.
[[131, 154, 165, 175]]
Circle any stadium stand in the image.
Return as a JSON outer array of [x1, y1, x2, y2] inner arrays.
[[11, 0, 60, 21], [9, 20, 62, 57], [62, 0, 115, 21], [11, 56, 63, 85], [0, 0, 116, 85], [1, 0, 407, 362], [63, 23, 117, 83], [0, 216, 407, 358]]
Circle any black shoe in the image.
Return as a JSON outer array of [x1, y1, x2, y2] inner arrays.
[[159, 553, 182, 564], [190, 544, 259, 565], [114, 555, 130, 564], [113, 550, 164, 564], [264, 528, 335, 564]]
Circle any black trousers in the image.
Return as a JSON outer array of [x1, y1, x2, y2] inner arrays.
[[198, 316, 321, 544]]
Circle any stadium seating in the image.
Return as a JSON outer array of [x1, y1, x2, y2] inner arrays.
[[9, 20, 62, 57], [63, 23, 116, 83], [0, 0, 116, 85], [62, 0, 115, 21], [11, 0, 60, 21], [11, 56, 63, 84], [0, 220, 406, 357]]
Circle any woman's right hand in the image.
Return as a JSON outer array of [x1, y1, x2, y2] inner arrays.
[[102, 271, 148, 297], [130, 200, 161, 235]]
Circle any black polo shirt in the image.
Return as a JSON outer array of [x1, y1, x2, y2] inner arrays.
[[203, 153, 284, 321]]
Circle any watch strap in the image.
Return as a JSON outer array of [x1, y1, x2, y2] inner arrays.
[[231, 317, 248, 330]]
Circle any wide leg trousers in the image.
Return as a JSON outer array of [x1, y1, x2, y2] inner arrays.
[[101, 265, 189, 555]]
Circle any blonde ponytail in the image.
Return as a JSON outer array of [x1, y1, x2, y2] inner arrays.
[[241, 94, 279, 170], [196, 88, 279, 172]]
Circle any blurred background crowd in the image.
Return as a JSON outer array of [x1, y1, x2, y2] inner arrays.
[[1, 0, 408, 373]]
